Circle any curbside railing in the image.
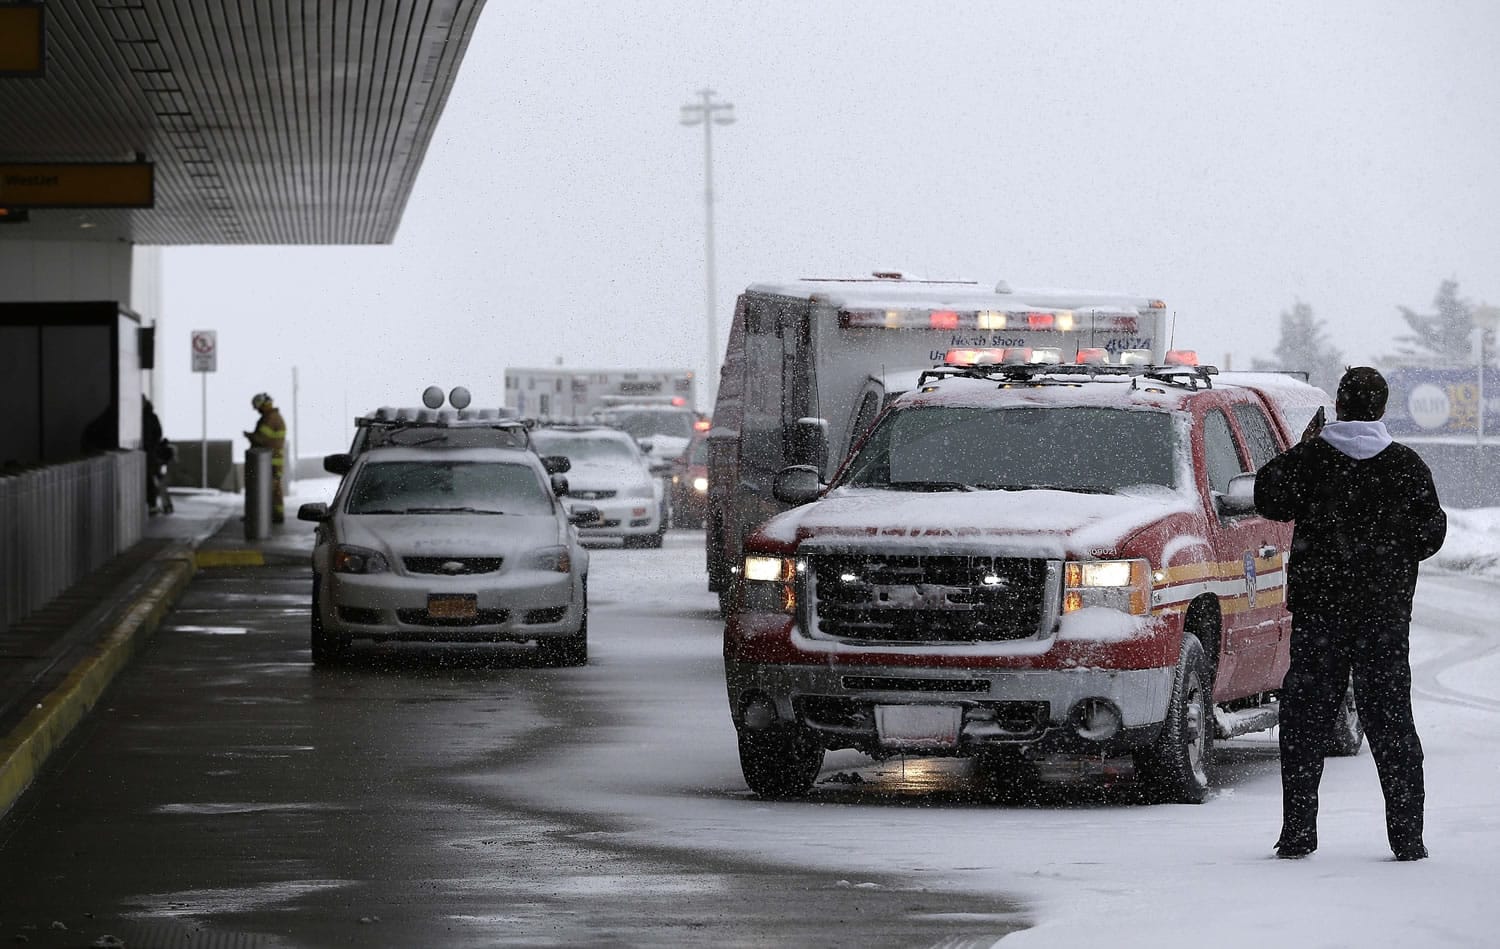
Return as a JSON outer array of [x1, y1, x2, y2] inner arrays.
[[0, 451, 146, 631]]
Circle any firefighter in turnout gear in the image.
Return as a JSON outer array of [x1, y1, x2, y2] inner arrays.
[[245, 392, 288, 523]]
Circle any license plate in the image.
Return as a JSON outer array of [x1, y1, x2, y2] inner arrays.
[[874, 705, 962, 748], [427, 594, 478, 619]]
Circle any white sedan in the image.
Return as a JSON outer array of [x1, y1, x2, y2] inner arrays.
[[529, 426, 666, 549]]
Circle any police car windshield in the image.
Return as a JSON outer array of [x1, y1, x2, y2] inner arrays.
[[530, 431, 639, 464], [346, 461, 552, 515], [840, 406, 1178, 493]]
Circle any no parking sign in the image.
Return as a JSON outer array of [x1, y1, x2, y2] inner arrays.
[[191, 330, 217, 372]]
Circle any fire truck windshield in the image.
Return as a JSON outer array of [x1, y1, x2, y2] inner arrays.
[[839, 406, 1179, 493]]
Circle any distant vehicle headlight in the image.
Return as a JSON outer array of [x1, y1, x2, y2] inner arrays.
[[524, 546, 572, 573], [333, 544, 390, 574], [691, 476, 709, 494]]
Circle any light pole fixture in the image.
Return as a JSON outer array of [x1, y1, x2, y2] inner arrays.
[[680, 88, 734, 411]]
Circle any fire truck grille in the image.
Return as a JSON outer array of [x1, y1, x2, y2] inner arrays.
[[807, 554, 1051, 644]]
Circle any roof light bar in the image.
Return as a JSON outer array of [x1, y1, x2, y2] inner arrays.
[[1164, 350, 1199, 366], [1076, 348, 1110, 365], [1119, 349, 1153, 366]]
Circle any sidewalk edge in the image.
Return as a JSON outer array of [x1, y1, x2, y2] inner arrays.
[[0, 544, 196, 819]]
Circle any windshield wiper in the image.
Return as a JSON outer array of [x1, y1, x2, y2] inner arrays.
[[880, 481, 978, 492], [353, 508, 408, 515], [976, 483, 1114, 495], [404, 506, 508, 514]]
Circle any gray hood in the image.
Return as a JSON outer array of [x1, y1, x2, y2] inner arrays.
[[337, 513, 563, 560], [1320, 420, 1394, 460]]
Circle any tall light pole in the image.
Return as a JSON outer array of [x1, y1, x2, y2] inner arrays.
[[680, 88, 734, 411]]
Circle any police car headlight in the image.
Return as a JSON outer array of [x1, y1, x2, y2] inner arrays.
[[524, 546, 572, 573], [333, 544, 390, 574], [741, 555, 799, 613], [1063, 558, 1150, 615]]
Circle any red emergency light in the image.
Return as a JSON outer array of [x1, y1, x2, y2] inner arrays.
[[671, 396, 687, 406], [1026, 312, 1054, 330], [928, 310, 960, 330], [693, 418, 711, 431], [1164, 350, 1199, 366], [944, 347, 1006, 367], [1076, 348, 1110, 365]]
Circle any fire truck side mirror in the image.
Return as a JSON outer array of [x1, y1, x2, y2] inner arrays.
[[772, 465, 823, 506], [788, 417, 829, 472], [1219, 473, 1258, 516]]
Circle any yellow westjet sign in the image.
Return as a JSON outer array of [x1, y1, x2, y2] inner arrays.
[[0, 6, 45, 77], [0, 162, 155, 209]]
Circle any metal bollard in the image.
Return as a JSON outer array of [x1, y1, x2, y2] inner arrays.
[[244, 448, 273, 540]]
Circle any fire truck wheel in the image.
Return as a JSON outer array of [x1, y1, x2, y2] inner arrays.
[[737, 724, 825, 799], [309, 577, 351, 667], [1327, 676, 1364, 757], [1135, 633, 1212, 804]]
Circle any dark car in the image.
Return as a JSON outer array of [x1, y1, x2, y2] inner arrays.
[[669, 431, 710, 528]]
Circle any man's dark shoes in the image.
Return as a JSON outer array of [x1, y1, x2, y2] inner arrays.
[[1393, 843, 1429, 862], [1275, 829, 1317, 859]]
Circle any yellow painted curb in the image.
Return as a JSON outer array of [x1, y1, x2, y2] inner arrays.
[[0, 553, 194, 819], [194, 549, 266, 568]]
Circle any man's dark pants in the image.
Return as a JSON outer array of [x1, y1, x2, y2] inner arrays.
[[1278, 610, 1425, 854]]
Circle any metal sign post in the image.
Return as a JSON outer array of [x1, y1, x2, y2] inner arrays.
[[192, 330, 217, 488]]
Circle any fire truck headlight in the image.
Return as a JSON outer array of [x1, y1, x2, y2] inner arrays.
[[692, 476, 709, 494], [741, 555, 798, 613], [1063, 559, 1151, 615]]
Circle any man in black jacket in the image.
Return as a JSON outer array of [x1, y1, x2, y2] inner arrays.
[[1255, 367, 1446, 861]]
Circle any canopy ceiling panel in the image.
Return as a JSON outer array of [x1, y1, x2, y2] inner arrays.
[[0, 0, 486, 244]]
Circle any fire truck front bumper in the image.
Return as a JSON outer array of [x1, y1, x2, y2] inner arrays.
[[725, 660, 1176, 756]]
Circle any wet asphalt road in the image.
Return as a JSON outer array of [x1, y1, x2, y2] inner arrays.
[[0, 544, 1025, 949]]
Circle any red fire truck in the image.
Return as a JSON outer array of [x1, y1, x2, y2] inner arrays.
[[723, 352, 1344, 803]]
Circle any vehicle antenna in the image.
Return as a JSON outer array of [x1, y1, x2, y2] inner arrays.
[[1169, 311, 1177, 352]]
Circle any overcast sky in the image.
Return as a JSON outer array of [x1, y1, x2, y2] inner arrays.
[[155, 0, 1500, 457]]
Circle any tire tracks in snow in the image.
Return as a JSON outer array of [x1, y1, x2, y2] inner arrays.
[[1409, 570, 1500, 715]]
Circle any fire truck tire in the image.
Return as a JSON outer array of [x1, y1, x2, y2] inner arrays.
[[1135, 633, 1212, 804], [309, 577, 351, 667], [1327, 676, 1364, 757], [737, 724, 825, 799]]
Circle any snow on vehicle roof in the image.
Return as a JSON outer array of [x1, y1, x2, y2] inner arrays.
[[1217, 371, 1333, 433], [745, 276, 1161, 313]]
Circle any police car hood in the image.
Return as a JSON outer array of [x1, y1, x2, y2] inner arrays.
[[337, 513, 562, 559], [755, 484, 1195, 560]]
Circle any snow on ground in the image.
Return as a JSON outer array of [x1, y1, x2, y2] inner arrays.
[[502, 511, 1500, 949]]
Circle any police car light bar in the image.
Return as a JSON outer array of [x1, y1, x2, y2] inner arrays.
[[1076, 348, 1110, 365], [1164, 350, 1199, 366]]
